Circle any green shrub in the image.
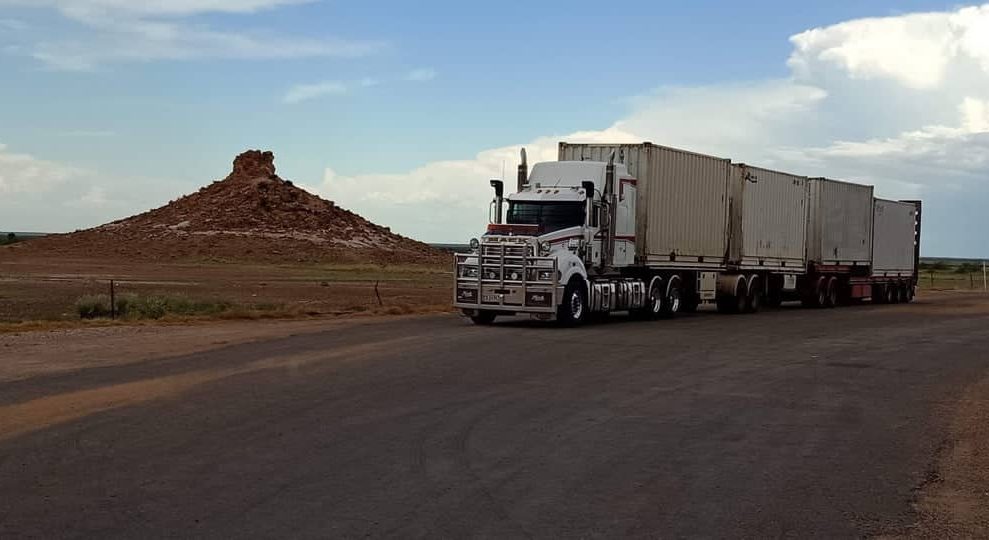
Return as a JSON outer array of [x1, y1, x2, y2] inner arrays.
[[76, 295, 112, 319], [75, 293, 233, 320]]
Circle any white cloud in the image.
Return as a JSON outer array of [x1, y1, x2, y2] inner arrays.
[[406, 68, 436, 82], [0, 143, 191, 232], [283, 80, 348, 104], [0, 143, 78, 194], [281, 76, 385, 104], [789, 5, 989, 90], [309, 4, 989, 257], [2, 0, 382, 69], [64, 185, 109, 208]]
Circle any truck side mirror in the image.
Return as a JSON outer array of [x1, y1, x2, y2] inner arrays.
[[490, 179, 504, 198]]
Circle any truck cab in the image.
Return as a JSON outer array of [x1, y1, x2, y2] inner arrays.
[[454, 151, 650, 325]]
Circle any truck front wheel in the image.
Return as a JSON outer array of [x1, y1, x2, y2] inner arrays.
[[469, 311, 497, 325], [558, 280, 588, 326]]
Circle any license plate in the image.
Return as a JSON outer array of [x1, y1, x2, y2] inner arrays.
[[482, 294, 501, 303]]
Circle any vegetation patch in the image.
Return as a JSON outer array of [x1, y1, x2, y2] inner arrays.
[[76, 294, 240, 320]]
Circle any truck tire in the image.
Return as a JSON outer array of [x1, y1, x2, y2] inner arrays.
[[872, 284, 886, 304], [886, 283, 899, 304], [631, 278, 664, 320], [905, 285, 915, 303], [898, 283, 910, 303], [469, 311, 497, 325], [717, 278, 746, 314], [802, 277, 827, 308], [744, 277, 761, 313], [660, 276, 682, 317], [824, 277, 838, 309], [558, 279, 588, 326]]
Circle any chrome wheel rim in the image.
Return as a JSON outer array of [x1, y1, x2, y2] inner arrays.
[[668, 291, 681, 313], [570, 292, 583, 319]]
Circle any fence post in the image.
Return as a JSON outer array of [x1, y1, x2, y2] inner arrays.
[[110, 280, 116, 320]]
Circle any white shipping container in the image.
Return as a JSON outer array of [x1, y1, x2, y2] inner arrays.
[[807, 178, 874, 266], [730, 164, 808, 270], [559, 142, 730, 268], [872, 199, 917, 277]]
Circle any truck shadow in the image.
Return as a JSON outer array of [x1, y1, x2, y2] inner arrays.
[[488, 303, 816, 328]]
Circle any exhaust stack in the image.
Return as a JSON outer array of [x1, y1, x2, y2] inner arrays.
[[600, 151, 616, 270], [517, 148, 528, 192]]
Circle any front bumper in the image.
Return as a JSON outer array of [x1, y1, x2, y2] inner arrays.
[[453, 241, 559, 314]]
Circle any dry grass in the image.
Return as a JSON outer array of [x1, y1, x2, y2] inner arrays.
[[0, 256, 453, 328]]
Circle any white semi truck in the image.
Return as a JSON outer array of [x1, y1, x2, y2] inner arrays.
[[454, 142, 921, 325]]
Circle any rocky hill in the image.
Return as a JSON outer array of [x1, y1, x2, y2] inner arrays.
[[10, 150, 446, 265]]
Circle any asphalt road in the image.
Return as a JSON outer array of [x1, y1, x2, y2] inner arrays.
[[2, 296, 989, 538]]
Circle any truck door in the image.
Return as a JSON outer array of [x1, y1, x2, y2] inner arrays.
[[614, 179, 637, 266]]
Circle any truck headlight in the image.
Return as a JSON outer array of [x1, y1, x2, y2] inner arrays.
[[537, 270, 554, 281], [460, 266, 479, 278], [469, 238, 480, 252], [538, 241, 550, 256]]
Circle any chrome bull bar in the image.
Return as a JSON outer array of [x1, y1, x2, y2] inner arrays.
[[453, 241, 559, 314]]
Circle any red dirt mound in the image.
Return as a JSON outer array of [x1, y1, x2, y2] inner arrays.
[[7, 150, 446, 265]]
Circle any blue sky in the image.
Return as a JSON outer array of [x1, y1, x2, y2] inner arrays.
[[1, 0, 987, 257]]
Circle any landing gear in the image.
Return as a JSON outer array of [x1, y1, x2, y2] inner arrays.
[[681, 292, 700, 313]]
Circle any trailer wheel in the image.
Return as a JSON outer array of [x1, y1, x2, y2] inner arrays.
[[718, 277, 746, 314], [824, 277, 838, 308], [905, 285, 915, 303], [469, 311, 497, 325], [558, 279, 588, 326], [660, 276, 682, 317], [872, 284, 886, 304], [803, 277, 827, 308], [886, 283, 899, 304], [898, 283, 910, 303], [744, 277, 761, 313]]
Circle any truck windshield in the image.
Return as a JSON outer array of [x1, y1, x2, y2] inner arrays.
[[506, 201, 585, 233]]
